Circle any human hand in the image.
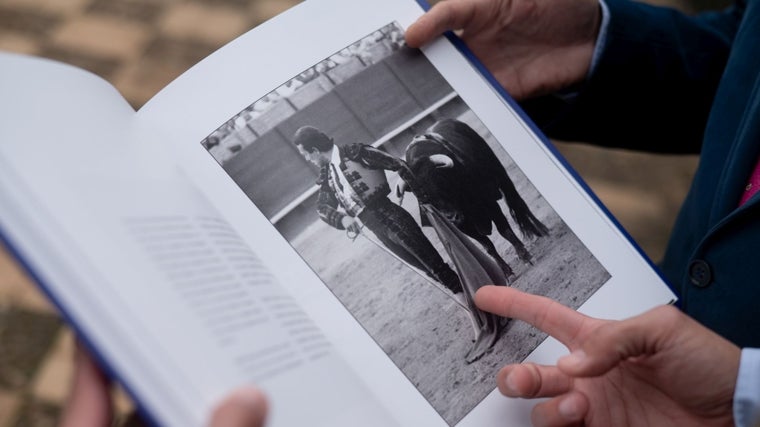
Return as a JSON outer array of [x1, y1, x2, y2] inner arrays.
[[405, 0, 602, 99], [59, 345, 268, 427], [475, 285, 740, 427], [341, 217, 362, 235]]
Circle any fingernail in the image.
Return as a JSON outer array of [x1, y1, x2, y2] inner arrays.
[[504, 371, 519, 394], [559, 349, 586, 369], [558, 395, 581, 420]]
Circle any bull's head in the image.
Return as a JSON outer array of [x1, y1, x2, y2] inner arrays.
[[394, 177, 408, 200], [410, 135, 455, 169], [402, 135, 466, 224]]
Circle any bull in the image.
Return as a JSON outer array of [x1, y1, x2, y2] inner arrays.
[[397, 118, 549, 280]]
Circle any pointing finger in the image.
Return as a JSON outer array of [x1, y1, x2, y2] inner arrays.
[[475, 286, 596, 347]]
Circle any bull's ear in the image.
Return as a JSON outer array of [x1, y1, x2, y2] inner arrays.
[[429, 154, 454, 168]]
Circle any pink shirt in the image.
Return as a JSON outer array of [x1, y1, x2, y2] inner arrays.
[[739, 158, 760, 206]]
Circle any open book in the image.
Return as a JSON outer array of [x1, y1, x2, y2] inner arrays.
[[0, 0, 677, 425]]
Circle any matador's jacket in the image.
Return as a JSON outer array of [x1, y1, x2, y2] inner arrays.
[[315, 143, 462, 294]]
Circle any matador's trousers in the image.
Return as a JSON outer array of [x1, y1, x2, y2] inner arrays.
[[358, 198, 462, 294]]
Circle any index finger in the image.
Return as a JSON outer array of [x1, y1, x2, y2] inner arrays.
[[475, 286, 595, 347], [405, 0, 478, 48]]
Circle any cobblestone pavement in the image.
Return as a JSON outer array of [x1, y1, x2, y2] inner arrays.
[[0, 0, 702, 425]]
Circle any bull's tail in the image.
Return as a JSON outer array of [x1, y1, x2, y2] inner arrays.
[[498, 173, 549, 239]]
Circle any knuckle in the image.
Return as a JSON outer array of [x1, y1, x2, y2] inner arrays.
[[651, 304, 684, 328], [523, 363, 544, 398]]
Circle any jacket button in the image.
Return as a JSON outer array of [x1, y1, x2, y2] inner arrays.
[[688, 260, 712, 288]]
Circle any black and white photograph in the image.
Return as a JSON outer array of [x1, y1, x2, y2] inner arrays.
[[201, 22, 610, 426]]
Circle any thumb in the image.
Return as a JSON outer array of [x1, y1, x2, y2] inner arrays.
[[209, 388, 268, 427], [557, 305, 681, 377], [59, 344, 113, 427]]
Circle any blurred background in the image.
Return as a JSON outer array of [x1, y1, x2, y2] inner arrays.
[[0, 0, 722, 425]]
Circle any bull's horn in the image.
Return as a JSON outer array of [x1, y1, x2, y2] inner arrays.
[[394, 177, 409, 199], [429, 154, 454, 168]]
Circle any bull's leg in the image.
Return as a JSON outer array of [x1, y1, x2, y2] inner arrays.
[[492, 209, 533, 265], [467, 231, 515, 281]]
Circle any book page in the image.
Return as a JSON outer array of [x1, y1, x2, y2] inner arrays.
[[0, 53, 396, 426], [135, 0, 677, 425]]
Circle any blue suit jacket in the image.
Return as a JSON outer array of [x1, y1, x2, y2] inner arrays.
[[525, 0, 760, 346]]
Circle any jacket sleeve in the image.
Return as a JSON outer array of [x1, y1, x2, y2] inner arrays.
[[347, 144, 432, 201], [522, 0, 744, 153], [315, 166, 347, 230]]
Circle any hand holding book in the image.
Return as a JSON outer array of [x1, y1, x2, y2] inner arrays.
[[404, 0, 601, 99]]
